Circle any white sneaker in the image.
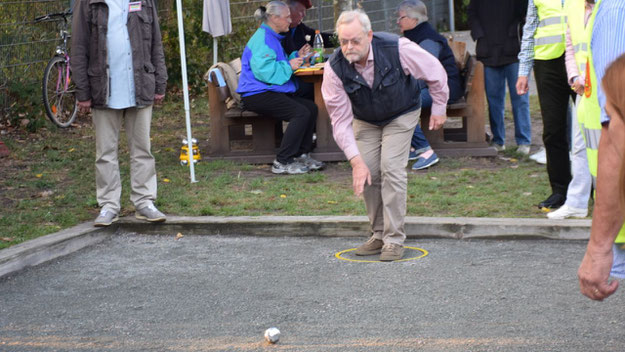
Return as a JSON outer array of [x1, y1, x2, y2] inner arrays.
[[492, 143, 506, 152], [517, 145, 531, 155], [529, 147, 546, 164], [94, 209, 119, 227], [135, 204, 166, 222], [547, 205, 588, 219]]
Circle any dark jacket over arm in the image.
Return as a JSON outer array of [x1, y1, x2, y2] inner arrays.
[[468, 0, 528, 67], [281, 22, 333, 55]]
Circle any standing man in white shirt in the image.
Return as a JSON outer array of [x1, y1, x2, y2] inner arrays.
[[72, 0, 168, 226]]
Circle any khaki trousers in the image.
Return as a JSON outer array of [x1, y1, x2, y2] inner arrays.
[[352, 108, 420, 245], [92, 106, 157, 213]]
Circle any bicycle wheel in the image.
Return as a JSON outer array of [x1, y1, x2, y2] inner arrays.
[[42, 56, 78, 128]]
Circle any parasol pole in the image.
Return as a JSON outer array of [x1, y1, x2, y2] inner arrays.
[[175, 0, 197, 183]]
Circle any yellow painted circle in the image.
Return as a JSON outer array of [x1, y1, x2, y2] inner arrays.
[[335, 246, 429, 263]]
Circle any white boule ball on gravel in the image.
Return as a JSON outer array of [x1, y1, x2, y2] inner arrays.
[[264, 327, 280, 343]]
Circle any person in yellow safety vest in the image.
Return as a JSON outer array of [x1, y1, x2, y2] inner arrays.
[[577, 0, 625, 301], [546, 0, 594, 220], [516, 0, 577, 211]]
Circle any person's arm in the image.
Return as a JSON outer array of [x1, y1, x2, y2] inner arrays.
[[70, 0, 91, 107], [418, 39, 442, 59], [564, 27, 582, 95], [321, 62, 370, 196], [321, 62, 359, 160], [397, 38, 449, 130], [150, 0, 167, 102], [249, 37, 294, 85], [593, 8, 625, 125], [578, 3, 625, 301], [467, 0, 484, 41], [517, 0, 537, 76], [516, 0, 538, 95], [299, 22, 334, 48], [578, 124, 622, 300]]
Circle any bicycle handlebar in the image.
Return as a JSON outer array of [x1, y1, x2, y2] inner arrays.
[[34, 9, 72, 24]]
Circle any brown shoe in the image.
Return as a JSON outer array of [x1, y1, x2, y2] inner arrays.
[[379, 243, 404, 261], [354, 237, 384, 256]]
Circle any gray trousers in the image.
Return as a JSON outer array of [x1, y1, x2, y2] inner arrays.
[[352, 108, 420, 245], [92, 106, 157, 213]]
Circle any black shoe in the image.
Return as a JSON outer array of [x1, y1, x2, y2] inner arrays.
[[538, 193, 566, 209]]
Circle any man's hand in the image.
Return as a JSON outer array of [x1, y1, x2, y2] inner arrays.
[[516, 76, 529, 95], [154, 93, 165, 105], [572, 77, 584, 96], [290, 57, 303, 70], [578, 243, 619, 301], [78, 100, 91, 115], [298, 44, 311, 59], [349, 155, 371, 197], [428, 115, 446, 130]]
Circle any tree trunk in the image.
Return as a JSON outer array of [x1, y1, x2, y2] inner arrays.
[[333, 0, 352, 24]]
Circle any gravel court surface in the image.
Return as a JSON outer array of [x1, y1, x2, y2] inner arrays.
[[1, 234, 624, 352]]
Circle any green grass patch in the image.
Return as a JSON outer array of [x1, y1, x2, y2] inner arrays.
[[0, 94, 559, 250]]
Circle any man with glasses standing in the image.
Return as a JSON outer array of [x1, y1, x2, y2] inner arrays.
[[321, 10, 448, 261]]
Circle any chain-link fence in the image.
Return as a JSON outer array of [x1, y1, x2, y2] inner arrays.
[[0, 0, 450, 121], [0, 0, 73, 119]]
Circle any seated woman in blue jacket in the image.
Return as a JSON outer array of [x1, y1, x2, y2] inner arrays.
[[237, 1, 324, 174]]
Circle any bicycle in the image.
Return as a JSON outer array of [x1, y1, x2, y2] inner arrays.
[[35, 9, 77, 128]]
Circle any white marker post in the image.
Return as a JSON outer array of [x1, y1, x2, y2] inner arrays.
[[175, 0, 197, 183]]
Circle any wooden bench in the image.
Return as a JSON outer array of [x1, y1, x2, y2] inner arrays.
[[205, 61, 345, 164], [205, 63, 278, 164], [419, 54, 496, 157]]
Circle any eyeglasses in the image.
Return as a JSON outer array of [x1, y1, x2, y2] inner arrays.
[[339, 37, 364, 47], [397, 15, 408, 22]]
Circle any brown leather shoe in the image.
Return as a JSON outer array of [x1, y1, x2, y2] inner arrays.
[[354, 237, 384, 256], [379, 243, 404, 261]]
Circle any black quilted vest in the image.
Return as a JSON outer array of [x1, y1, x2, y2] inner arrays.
[[329, 32, 421, 126]]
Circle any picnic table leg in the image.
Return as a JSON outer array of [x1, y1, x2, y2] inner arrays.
[[466, 62, 486, 143], [312, 80, 338, 152]]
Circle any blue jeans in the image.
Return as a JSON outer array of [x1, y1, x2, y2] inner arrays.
[[411, 80, 463, 152], [410, 88, 433, 152], [484, 62, 531, 146]]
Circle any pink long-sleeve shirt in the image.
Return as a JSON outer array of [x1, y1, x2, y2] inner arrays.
[[321, 37, 449, 161], [564, 3, 593, 85]]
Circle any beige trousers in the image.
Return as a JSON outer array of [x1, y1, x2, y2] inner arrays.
[[352, 108, 420, 245], [92, 106, 157, 213]]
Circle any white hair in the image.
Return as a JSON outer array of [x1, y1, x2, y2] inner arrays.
[[397, 0, 428, 23], [254, 1, 289, 22], [335, 9, 372, 35]]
